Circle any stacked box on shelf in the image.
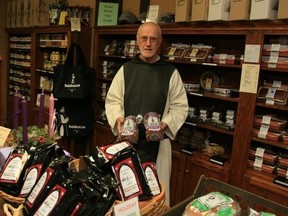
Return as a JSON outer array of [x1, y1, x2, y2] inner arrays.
[[277, 152, 288, 179], [252, 114, 287, 142], [248, 144, 279, 174], [262, 44, 288, 70], [258, 76, 288, 108]]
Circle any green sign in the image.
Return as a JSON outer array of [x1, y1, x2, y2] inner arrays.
[[97, 2, 119, 26]]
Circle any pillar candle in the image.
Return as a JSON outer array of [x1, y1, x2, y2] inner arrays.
[[38, 89, 45, 128], [13, 92, 19, 129], [22, 98, 28, 146], [48, 94, 55, 137]]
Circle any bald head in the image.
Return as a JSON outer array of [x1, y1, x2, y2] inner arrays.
[[137, 22, 162, 39], [136, 22, 163, 63]]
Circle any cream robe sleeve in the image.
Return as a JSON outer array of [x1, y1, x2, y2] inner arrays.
[[105, 66, 125, 135], [156, 68, 188, 207]]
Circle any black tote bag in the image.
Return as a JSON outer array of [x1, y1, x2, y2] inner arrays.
[[53, 43, 95, 99], [54, 98, 94, 137]]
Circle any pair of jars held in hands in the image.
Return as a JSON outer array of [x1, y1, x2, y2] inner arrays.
[[120, 112, 164, 144]]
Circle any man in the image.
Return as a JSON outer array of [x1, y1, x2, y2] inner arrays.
[[105, 22, 188, 206]]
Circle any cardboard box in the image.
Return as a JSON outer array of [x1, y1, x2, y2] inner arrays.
[[175, 0, 192, 22], [10, 0, 17, 28], [33, 0, 57, 26], [250, 0, 278, 20], [277, 0, 288, 19], [6, 0, 12, 28], [23, 0, 33, 27], [191, 0, 209, 21], [208, 0, 231, 21], [17, 0, 24, 27], [229, 0, 251, 20]]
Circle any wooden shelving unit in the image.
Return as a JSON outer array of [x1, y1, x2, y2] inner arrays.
[[92, 21, 288, 211]]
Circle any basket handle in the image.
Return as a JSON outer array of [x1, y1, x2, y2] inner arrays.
[[3, 203, 24, 216]]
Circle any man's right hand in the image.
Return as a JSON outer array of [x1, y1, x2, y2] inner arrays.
[[116, 117, 124, 140]]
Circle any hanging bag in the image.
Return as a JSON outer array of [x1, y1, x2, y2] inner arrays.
[[54, 98, 93, 138], [53, 43, 95, 99]]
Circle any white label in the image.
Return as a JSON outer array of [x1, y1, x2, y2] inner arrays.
[[105, 142, 130, 155], [261, 115, 271, 125], [119, 165, 139, 197], [1, 156, 22, 181], [271, 44, 281, 52], [114, 196, 141, 216], [35, 190, 60, 216], [258, 126, 268, 139], [20, 166, 39, 195], [255, 147, 265, 157], [198, 192, 232, 209], [27, 171, 48, 205], [272, 80, 282, 88], [147, 115, 161, 131], [266, 88, 276, 99], [253, 158, 263, 171], [268, 55, 278, 64], [122, 118, 136, 136], [144, 166, 160, 195]]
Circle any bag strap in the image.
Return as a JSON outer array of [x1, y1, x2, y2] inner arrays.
[[65, 43, 87, 66]]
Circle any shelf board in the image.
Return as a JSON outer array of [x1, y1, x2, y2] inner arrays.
[[256, 102, 288, 111], [184, 121, 235, 135], [188, 91, 238, 102], [251, 137, 288, 149], [245, 168, 288, 198], [36, 68, 54, 75]]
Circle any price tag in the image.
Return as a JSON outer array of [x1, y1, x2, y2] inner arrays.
[[261, 115, 271, 125], [268, 55, 278, 64], [266, 88, 276, 99], [190, 48, 198, 57], [255, 147, 265, 157], [258, 126, 268, 139], [272, 80, 282, 88], [253, 157, 263, 171], [271, 44, 281, 52]]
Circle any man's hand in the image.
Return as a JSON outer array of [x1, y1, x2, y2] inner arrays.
[[160, 122, 168, 132], [116, 117, 124, 141]]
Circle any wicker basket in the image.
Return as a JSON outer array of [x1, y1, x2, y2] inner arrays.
[[0, 189, 25, 216], [3, 203, 24, 216], [70, 158, 167, 216], [138, 183, 167, 216], [1, 159, 167, 216]]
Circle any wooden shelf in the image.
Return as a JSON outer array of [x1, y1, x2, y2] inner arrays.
[[93, 21, 288, 207]]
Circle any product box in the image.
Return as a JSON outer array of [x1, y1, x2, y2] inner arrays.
[[229, 0, 251, 20], [191, 0, 209, 21], [277, 0, 288, 19], [208, 0, 231, 21], [6, 0, 12, 28], [17, 0, 24, 27], [175, 0, 192, 22], [11, 0, 18, 28], [250, 0, 278, 20], [32, 0, 56, 26], [23, 0, 33, 27]]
